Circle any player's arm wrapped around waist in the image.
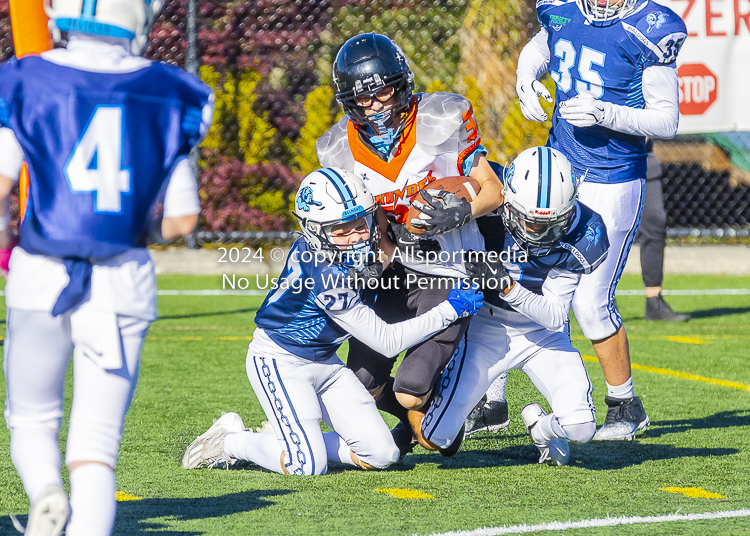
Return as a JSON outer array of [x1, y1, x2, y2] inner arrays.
[[326, 300, 460, 358], [501, 268, 580, 332]]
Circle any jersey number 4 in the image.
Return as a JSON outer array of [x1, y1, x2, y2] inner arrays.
[[64, 106, 132, 214], [550, 40, 606, 98]]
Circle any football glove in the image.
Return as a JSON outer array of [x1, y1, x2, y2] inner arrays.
[[390, 223, 441, 254], [517, 79, 553, 122], [558, 96, 606, 128], [410, 190, 472, 237], [446, 284, 484, 318], [464, 250, 513, 291]]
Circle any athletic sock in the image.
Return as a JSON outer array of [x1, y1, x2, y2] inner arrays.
[[375, 377, 409, 424], [323, 432, 356, 466], [66, 463, 116, 536], [606, 376, 635, 399], [224, 431, 286, 474], [10, 426, 63, 503], [485, 373, 508, 403], [530, 414, 567, 445]]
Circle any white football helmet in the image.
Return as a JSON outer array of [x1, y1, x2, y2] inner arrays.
[[502, 147, 579, 256], [293, 168, 380, 272], [576, 0, 640, 23], [45, 0, 162, 54]]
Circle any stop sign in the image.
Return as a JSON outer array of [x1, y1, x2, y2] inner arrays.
[[678, 63, 718, 115]]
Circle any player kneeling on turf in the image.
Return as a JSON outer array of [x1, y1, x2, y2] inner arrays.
[[409, 147, 608, 466], [183, 168, 483, 475]]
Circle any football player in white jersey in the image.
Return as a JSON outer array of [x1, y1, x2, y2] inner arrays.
[[316, 33, 503, 453], [0, 1, 212, 534], [510, 0, 687, 440], [410, 147, 607, 465], [182, 169, 483, 476]]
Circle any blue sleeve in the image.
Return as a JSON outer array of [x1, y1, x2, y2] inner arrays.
[[0, 59, 19, 128], [626, 5, 687, 66]]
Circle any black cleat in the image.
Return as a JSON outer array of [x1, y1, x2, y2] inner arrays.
[[465, 395, 510, 438], [439, 424, 465, 457], [645, 294, 689, 322], [593, 396, 650, 441], [391, 421, 417, 462]]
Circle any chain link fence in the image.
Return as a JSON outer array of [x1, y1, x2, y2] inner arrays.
[[1, 0, 748, 244]]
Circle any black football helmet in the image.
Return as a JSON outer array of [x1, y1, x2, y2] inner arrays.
[[333, 33, 415, 133]]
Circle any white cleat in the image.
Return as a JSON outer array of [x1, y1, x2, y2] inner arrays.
[[10, 484, 70, 536], [521, 403, 570, 466], [182, 412, 246, 469]]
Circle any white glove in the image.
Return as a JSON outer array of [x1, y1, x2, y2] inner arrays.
[[516, 79, 553, 122], [558, 96, 606, 128]]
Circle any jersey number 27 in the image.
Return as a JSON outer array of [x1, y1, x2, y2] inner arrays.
[[64, 106, 132, 214]]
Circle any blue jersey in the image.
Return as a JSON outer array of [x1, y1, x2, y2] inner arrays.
[[476, 201, 609, 310], [255, 238, 362, 361], [537, 0, 686, 184], [0, 55, 212, 259]]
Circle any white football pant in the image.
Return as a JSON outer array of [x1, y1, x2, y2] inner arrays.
[[572, 179, 644, 341], [422, 306, 596, 448], [242, 330, 399, 475]]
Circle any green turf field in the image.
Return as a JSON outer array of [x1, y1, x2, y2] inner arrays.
[[1, 274, 749, 535]]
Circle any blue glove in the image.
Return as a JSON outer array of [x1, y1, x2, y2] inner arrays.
[[446, 284, 484, 318]]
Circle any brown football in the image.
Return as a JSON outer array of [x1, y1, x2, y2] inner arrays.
[[405, 176, 481, 234]]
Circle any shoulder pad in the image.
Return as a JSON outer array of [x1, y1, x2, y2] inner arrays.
[[314, 263, 360, 311], [415, 92, 471, 148], [536, 0, 574, 26], [622, 2, 687, 65], [559, 203, 609, 274], [316, 116, 355, 171]]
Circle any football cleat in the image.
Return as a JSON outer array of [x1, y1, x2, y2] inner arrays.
[[593, 396, 650, 441], [10, 484, 70, 536], [439, 423, 465, 458], [465, 395, 510, 438], [182, 412, 245, 469], [391, 421, 417, 462], [521, 403, 570, 466]]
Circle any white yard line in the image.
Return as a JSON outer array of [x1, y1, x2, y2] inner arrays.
[[0, 289, 746, 298], [420, 509, 750, 536], [615, 289, 750, 296]]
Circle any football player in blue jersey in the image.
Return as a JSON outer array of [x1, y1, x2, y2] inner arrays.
[[182, 168, 483, 476], [404, 147, 608, 465], [0, 1, 213, 534], [512, 0, 687, 440]]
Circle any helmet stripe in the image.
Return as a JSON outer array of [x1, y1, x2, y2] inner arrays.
[[81, 0, 98, 16], [538, 147, 552, 209], [318, 168, 356, 209]]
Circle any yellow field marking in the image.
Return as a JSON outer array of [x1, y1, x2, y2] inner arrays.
[[581, 355, 750, 393], [664, 336, 705, 344], [115, 491, 142, 501], [661, 487, 726, 499], [375, 488, 434, 499]]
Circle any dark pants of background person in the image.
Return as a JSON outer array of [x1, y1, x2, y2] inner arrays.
[[638, 150, 667, 288]]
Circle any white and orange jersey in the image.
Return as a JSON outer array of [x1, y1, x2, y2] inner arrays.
[[317, 92, 486, 278]]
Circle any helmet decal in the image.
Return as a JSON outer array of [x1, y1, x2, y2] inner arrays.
[[296, 186, 322, 212], [505, 163, 517, 194], [585, 224, 602, 251]]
